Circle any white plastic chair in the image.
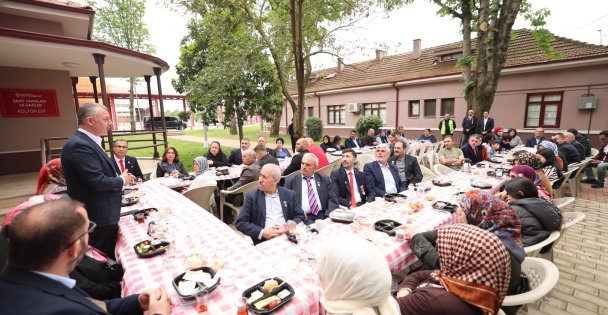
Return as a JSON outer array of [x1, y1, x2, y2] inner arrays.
[[355, 154, 376, 170], [501, 257, 560, 309], [552, 168, 577, 198], [524, 231, 560, 257], [420, 165, 438, 182], [590, 148, 599, 158], [552, 197, 575, 211], [434, 164, 454, 176], [561, 211, 585, 229], [183, 186, 217, 214], [219, 181, 259, 223]]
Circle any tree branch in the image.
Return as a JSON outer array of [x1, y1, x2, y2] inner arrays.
[[432, 0, 463, 19]]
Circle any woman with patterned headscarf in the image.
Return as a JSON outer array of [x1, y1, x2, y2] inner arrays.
[[398, 224, 512, 315], [36, 158, 67, 195], [514, 151, 553, 196], [508, 165, 551, 200], [317, 235, 400, 315], [538, 140, 567, 171]]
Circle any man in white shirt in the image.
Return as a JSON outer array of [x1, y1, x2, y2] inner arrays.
[[363, 144, 405, 200], [235, 164, 305, 244], [330, 149, 367, 208], [285, 153, 338, 224], [478, 111, 495, 137]]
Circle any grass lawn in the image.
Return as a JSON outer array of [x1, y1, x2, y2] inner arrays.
[[113, 134, 234, 172], [184, 125, 291, 144]]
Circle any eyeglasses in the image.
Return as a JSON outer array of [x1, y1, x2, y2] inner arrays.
[[65, 221, 96, 250], [114, 145, 128, 149]]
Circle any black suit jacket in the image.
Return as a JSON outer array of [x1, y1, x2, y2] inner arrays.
[[283, 150, 308, 175], [284, 172, 339, 224], [344, 138, 362, 149], [388, 155, 423, 188], [0, 266, 141, 315], [111, 156, 143, 180], [228, 148, 243, 165], [462, 116, 479, 135], [559, 143, 581, 165], [61, 131, 124, 227], [461, 143, 483, 165], [477, 117, 495, 134], [330, 167, 367, 208], [363, 162, 405, 200], [235, 187, 305, 244], [526, 136, 545, 147]]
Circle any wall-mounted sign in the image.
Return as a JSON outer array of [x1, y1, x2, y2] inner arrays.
[[0, 89, 60, 117]]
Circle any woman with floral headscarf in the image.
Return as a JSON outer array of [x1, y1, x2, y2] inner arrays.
[[514, 151, 553, 196], [538, 140, 566, 171], [398, 224, 512, 315], [36, 158, 67, 195]]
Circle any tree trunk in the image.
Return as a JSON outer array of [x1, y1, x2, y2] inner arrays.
[[270, 110, 281, 136], [230, 115, 237, 135], [128, 77, 136, 131], [290, 0, 306, 140]]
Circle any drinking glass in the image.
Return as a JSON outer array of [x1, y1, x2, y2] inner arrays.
[[195, 288, 209, 313]]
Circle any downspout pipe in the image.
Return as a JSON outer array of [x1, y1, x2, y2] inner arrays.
[[393, 82, 399, 130]]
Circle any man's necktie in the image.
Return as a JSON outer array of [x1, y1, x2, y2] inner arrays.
[[304, 177, 320, 215], [119, 159, 125, 172], [348, 171, 357, 208]]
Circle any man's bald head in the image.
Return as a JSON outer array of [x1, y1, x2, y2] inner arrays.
[[7, 200, 86, 270], [305, 137, 314, 146]]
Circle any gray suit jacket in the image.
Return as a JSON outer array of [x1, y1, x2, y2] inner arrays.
[[284, 172, 339, 224], [227, 163, 261, 191]]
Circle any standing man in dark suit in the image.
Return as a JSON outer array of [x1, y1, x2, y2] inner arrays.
[[477, 111, 494, 139], [283, 138, 309, 176], [285, 153, 339, 224], [236, 164, 305, 244], [330, 149, 367, 209], [61, 103, 135, 258], [461, 134, 484, 165], [111, 139, 143, 180], [228, 137, 250, 165], [461, 109, 478, 146], [288, 119, 296, 152], [388, 139, 422, 189], [0, 199, 171, 315], [526, 127, 545, 147], [363, 144, 405, 200], [345, 130, 363, 149]]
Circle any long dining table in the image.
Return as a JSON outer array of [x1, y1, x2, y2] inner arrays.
[[116, 160, 509, 315]]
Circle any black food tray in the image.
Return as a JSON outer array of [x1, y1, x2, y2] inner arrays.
[[374, 219, 402, 236], [432, 180, 452, 187], [242, 278, 295, 314], [133, 240, 170, 258], [285, 228, 318, 244], [432, 201, 458, 213], [130, 208, 158, 220], [384, 193, 407, 203], [121, 196, 139, 207], [172, 267, 220, 301]]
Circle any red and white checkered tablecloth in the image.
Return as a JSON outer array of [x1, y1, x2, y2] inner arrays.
[[117, 182, 322, 315]]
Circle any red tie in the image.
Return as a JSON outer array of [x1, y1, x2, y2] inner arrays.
[[119, 159, 125, 172], [348, 171, 357, 208]]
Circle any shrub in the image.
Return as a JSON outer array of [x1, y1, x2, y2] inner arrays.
[[305, 117, 324, 141], [355, 115, 383, 137], [177, 111, 191, 122]]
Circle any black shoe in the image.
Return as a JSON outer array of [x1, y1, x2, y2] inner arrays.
[[591, 182, 604, 188], [581, 178, 597, 184]]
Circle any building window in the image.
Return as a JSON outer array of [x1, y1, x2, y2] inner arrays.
[[424, 99, 436, 118], [306, 107, 314, 118], [440, 98, 455, 116], [408, 101, 420, 117], [363, 103, 387, 124], [327, 105, 345, 125], [524, 92, 563, 128], [440, 52, 462, 62]]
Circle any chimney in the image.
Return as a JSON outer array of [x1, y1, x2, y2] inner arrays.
[[413, 39, 421, 59], [337, 57, 345, 72], [375, 49, 387, 61]]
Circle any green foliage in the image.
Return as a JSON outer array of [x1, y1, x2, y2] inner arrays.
[[177, 111, 191, 122], [304, 117, 324, 141], [355, 116, 383, 137], [456, 55, 473, 67]]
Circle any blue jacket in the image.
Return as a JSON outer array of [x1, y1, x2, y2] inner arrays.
[[235, 187, 305, 244], [0, 266, 141, 315], [344, 137, 362, 149], [363, 161, 405, 200], [525, 136, 545, 148], [228, 148, 243, 165], [284, 172, 339, 224], [61, 131, 124, 227]]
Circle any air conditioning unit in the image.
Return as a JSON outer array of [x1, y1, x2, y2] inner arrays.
[[347, 103, 361, 113]]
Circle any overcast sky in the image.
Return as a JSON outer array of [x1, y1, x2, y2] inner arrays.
[[111, 0, 608, 107]]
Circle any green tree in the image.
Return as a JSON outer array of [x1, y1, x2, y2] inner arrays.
[[356, 116, 383, 138], [385, 0, 556, 115], [177, 111, 191, 122], [172, 9, 283, 141], [88, 0, 155, 131], [305, 117, 324, 141]]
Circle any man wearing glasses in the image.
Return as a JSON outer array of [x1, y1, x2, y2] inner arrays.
[[112, 139, 143, 180], [0, 199, 171, 315]]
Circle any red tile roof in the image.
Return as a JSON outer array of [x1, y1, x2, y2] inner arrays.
[[293, 29, 608, 94]]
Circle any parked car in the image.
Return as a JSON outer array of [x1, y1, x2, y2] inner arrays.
[[144, 116, 187, 130]]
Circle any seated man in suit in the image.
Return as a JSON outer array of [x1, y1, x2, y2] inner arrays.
[[0, 199, 170, 315], [345, 130, 363, 149], [285, 153, 339, 224], [220, 149, 261, 223], [111, 139, 143, 181], [254, 144, 279, 168], [388, 139, 422, 189], [330, 149, 366, 209], [526, 127, 545, 147], [228, 137, 250, 165], [306, 137, 329, 169], [257, 136, 276, 158], [552, 133, 581, 165], [461, 134, 484, 165], [363, 144, 405, 200], [283, 138, 309, 176], [236, 164, 305, 244], [564, 132, 586, 161], [361, 128, 378, 147]]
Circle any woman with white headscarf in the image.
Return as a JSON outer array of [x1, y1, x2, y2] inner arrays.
[[317, 235, 400, 315]]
